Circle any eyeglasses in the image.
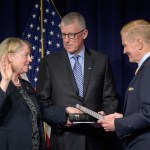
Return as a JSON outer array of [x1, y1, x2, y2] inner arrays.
[[61, 29, 85, 39]]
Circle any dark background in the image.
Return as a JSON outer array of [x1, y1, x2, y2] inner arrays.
[[0, 0, 150, 111], [1, 0, 150, 149]]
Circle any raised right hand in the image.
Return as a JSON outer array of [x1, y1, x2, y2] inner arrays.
[[0, 55, 13, 92]]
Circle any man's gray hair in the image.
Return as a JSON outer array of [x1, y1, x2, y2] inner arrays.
[[61, 12, 86, 29], [121, 19, 150, 43]]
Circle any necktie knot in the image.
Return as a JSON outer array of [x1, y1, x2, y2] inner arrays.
[[73, 55, 79, 62], [73, 55, 81, 70]]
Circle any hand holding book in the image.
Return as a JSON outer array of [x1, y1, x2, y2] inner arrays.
[[68, 104, 104, 123]]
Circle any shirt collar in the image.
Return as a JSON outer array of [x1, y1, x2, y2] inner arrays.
[[138, 51, 150, 68], [67, 46, 85, 59]]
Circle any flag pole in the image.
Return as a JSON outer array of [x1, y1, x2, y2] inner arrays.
[[40, 0, 44, 58], [51, 0, 62, 19], [40, 0, 47, 142]]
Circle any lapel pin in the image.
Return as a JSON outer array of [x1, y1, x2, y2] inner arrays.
[[128, 87, 134, 91]]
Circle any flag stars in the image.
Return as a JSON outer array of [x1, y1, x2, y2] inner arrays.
[[51, 11, 56, 16], [38, 58, 41, 62], [51, 21, 55, 26], [29, 65, 32, 70], [57, 33, 61, 38], [32, 46, 36, 50], [58, 23, 61, 28], [39, 48, 42, 53], [36, 67, 39, 72], [37, 26, 40, 31], [40, 39, 44, 43], [35, 4, 39, 9], [44, 19, 48, 23], [30, 55, 34, 60], [56, 43, 60, 48], [29, 24, 34, 28], [22, 0, 63, 88], [34, 77, 38, 82], [32, 14, 36, 18], [34, 36, 38, 41], [46, 50, 50, 55], [27, 34, 31, 39], [50, 31, 54, 35], [45, 9, 49, 13], [48, 40, 52, 45]]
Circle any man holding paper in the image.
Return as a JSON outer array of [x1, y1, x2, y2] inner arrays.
[[99, 19, 150, 150]]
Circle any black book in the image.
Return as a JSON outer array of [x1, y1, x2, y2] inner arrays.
[[69, 113, 97, 123]]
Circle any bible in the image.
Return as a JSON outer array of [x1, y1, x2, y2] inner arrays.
[[68, 104, 104, 123], [69, 113, 96, 123]]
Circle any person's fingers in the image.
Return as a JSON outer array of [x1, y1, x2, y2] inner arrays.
[[98, 111, 105, 116]]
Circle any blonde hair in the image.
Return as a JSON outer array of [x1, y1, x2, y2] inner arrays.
[[0, 37, 30, 60], [120, 19, 150, 43]]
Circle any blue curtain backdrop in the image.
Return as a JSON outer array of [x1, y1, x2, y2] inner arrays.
[[0, 0, 150, 111]]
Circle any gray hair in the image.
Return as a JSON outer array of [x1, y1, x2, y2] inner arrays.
[[61, 12, 86, 30], [120, 19, 150, 43]]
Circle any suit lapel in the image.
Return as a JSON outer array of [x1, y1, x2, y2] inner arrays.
[[123, 75, 137, 112], [123, 57, 150, 112], [83, 49, 94, 100]]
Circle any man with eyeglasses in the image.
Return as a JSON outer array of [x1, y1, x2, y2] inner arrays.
[[37, 12, 119, 150]]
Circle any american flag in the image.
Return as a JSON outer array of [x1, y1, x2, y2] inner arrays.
[[22, 0, 63, 149], [22, 0, 63, 88]]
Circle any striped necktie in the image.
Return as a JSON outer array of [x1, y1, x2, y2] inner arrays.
[[73, 55, 83, 97]]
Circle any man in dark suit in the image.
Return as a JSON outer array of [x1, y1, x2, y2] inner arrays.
[[36, 12, 119, 150], [99, 19, 150, 150]]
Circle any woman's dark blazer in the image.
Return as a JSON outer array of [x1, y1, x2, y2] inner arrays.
[[0, 79, 46, 150]]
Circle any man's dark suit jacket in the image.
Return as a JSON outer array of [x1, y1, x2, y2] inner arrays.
[[36, 48, 119, 150], [115, 57, 150, 150]]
